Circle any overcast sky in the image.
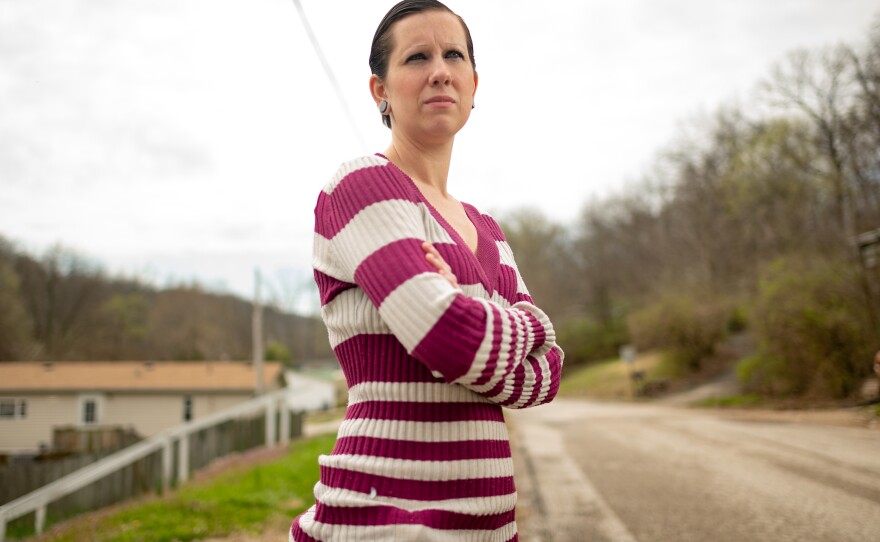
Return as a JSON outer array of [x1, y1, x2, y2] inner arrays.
[[1, 0, 877, 311]]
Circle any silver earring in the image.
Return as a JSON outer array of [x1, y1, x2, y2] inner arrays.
[[471, 102, 475, 109], [379, 100, 388, 114]]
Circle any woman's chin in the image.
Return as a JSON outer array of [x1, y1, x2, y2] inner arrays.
[[418, 119, 467, 142]]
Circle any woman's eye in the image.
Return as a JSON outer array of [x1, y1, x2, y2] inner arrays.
[[446, 50, 464, 60], [406, 53, 427, 62]]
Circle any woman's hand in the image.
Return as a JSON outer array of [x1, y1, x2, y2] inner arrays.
[[421, 241, 460, 290]]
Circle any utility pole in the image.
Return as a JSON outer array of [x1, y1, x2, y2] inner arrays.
[[855, 228, 880, 335], [252, 268, 265, 395]]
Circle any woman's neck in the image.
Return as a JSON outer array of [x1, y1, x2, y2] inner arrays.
[[384, 136, 454, 198]]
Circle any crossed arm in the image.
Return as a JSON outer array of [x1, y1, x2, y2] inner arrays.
[[315, 163, 563, 408]]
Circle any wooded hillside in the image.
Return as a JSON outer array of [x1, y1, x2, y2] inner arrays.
[[0, 238, 331, 364], [502, 17, 880, 400]]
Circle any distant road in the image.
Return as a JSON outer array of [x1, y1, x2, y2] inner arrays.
[[509, 399, 880, 542]]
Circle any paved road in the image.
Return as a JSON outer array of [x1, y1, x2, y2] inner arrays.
[[508, 399, 880, 542]]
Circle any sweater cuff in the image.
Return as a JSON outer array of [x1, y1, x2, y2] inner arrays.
[[512, 301, 554, 353]]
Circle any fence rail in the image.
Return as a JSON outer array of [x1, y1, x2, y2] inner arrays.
[[0, 390, 297, 541]]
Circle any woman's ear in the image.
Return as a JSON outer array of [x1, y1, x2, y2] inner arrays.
[[369, 74, 387, 108]]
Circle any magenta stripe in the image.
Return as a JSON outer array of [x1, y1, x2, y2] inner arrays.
[[514, 291, 534, 305], [313, 504, 515, 530], [411, 295, 487, 382], [481, 215, 506, 242], [473, 303, 503, 387], [497, 265, 520, 305], [320, 466, 515, 501], [435, 242, 484, 285], [540, 348, 563, 404], [464, 203, 501, 289], [522, 310, 546, 350], [334, 335, 441, 385], [313, 189, 333, 238], [520, 356, 545, 408], [345, 401, 504, 423], [354, 237, 436, 306], [319, 165, 418, 238], [314, 269, 355, 306], [290, 516, 321, 542], [332, 437, 512, 461]]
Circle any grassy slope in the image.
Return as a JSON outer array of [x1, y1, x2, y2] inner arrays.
[[21, 433, 335, 542], [558, 352, 671, 400]]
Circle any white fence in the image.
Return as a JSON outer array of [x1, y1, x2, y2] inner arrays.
[[0, 389, 295, 541]]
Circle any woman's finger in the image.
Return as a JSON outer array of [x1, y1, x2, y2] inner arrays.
[[422, 242, 445, 270], [422, 242, 460, 289], [421, 241, 442, 261]]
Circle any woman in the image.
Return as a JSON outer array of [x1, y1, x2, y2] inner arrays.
[[290, 1, 564, 540]]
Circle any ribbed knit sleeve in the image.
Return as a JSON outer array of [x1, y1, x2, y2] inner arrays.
[[314, 156, 562, 409]]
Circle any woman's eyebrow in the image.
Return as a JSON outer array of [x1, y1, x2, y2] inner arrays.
[[400, 42, 430, 54]]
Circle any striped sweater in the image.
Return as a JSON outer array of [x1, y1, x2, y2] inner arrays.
[[290, 154, 564, 541]]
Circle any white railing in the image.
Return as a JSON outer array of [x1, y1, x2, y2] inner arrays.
[[0, 389, 294, 541]]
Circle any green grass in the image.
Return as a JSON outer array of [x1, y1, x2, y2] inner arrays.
[[559, 353, 666, 399], [692, 393, 764, 408], [22, 433, 336, 542]]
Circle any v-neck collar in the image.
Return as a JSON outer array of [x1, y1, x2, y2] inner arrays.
[[378, 153, 499, 293], [462, 202, 500, 291]]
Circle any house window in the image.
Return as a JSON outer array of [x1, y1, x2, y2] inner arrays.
[[79, 395, 102, 425], [83, 400, 97, 424], [0, 398, 27, 420], [183, 396, 193, 422]]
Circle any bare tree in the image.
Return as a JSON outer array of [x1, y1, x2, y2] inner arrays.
[[761, 47, 858, 240]]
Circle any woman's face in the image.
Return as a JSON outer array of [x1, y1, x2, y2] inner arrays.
[[373, 10, 478, 144]]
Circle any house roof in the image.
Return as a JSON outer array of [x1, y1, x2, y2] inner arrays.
[[0, 361, 283, 393]]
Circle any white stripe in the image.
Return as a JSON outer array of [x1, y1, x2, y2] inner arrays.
[[332, 198, 428, 270], [460, 282, 491, 299], [305, 513, 517, 542], [337, 418, 510, 442], [348, 381, 492, 405], [318, 454, 514, 481], [314, 232, 352, 282], [496, 240, 516, 268], [324, 155, 388, 194], [323, 287, 390, 348], [313, 483, 517, 514], [424, 218, 458, 245], [378, 272, 458, 353], [489, 290, 512, 308], [292, 505, 316, 541]]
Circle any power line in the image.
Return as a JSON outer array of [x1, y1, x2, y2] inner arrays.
[[291, 0, 367, 151]]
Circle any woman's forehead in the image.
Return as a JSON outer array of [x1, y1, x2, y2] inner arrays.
[[390, 11, 467, 50]]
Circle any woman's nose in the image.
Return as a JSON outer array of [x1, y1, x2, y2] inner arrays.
[[429, 61, 451, 85]]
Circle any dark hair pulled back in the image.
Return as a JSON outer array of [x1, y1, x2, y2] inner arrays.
[[369, 0, 476, 128]]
